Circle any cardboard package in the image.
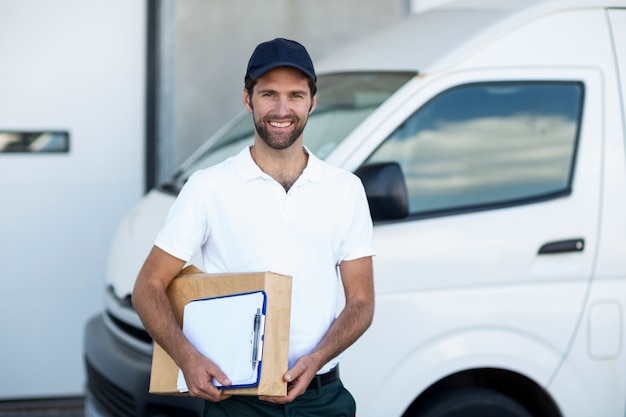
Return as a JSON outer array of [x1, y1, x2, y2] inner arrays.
[[149, 265, 292, 396]]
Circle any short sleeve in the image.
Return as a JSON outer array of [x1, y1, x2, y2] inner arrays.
[[154, 174, 209, 262], [338, 175, 376, 262]]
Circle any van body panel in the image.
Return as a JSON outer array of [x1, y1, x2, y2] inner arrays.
[[595, 8, 626, 279], [459, 9, 615, 70], [547, 281, 626, 417], [609, 9, 626, 124], [343, 282, 583, 416], [107, 190, 175, 298]]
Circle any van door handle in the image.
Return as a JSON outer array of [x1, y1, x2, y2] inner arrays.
[[538, 238, 585, 254]]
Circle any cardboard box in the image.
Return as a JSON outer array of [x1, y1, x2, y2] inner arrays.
[[149, 265, 292, 396]]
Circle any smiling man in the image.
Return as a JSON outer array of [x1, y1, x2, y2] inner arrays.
[[132, 38, 375, 417]]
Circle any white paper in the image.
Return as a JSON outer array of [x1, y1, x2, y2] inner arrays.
[[177, 291, 266, 392]]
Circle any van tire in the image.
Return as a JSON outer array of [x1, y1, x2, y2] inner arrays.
[[412, 387, 534, 417]]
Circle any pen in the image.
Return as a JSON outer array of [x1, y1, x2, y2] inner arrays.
[[252, 308, 262, 370]]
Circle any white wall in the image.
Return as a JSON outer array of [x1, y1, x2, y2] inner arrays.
[[0, 0, 145, 399]]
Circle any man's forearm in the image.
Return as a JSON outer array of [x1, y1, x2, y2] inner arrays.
[[308, 296, 374, 370], [132, 279, 196, 367], [131, 245, 194, 368], [307, 255, 376, 370]]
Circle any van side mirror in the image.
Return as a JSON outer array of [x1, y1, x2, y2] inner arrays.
[[355, 162, 409, 221]]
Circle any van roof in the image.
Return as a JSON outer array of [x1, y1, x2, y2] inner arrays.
[[315, 0, 626, 74]]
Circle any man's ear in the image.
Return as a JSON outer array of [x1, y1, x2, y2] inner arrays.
[[243, 89, 253, 113], [309, 95, 317, 114]]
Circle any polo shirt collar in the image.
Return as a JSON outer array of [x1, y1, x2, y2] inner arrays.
[[236, 146, 263, 181], [236, 145, 322, 183]]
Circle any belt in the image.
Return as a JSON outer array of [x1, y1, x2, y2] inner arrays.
[[306, 366, 339, 391]]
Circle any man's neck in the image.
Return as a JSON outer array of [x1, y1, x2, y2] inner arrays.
[[250, 141, 309, 192]]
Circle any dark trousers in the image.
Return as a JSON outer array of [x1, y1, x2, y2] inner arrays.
[[203, 379, 356, 417]]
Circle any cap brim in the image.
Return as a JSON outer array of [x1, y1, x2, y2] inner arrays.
[[247, 62, 316, 80]]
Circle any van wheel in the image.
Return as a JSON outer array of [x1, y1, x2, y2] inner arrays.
[[412, 387, 534, 417]]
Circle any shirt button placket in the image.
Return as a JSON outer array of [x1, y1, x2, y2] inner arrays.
[[283, 190, 296, 219]]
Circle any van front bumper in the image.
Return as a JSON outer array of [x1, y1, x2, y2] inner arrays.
[[83, 313, 203, 417]]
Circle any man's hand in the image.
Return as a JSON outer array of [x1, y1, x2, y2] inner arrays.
[[258, 355, 319, 403], [181, 350, 233, 402]]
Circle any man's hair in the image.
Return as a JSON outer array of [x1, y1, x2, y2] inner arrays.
[[244, 75, 317, 100]]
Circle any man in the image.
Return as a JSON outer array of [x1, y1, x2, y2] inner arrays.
[[132, 38, 375, 416]]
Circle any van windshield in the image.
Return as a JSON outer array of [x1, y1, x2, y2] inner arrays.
[[163, 72, 415, 192]]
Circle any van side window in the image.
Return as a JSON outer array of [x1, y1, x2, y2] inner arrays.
[[367, 82, 583, 216], [0, 131, 70, 153]]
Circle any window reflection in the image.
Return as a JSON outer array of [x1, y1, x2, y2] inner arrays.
[[367, 82, 583, 215]]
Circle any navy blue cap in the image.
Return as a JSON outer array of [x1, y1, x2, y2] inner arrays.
[[245, 38, 316, 81]]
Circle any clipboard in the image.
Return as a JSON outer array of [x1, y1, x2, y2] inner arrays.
[[177, 291, 267, 391]]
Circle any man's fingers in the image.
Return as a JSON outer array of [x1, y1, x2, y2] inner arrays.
[[260, 372, 309, 403], [189, 381, 232, 402], [183, 359, 233, 402], [213, 371, 232, 388]]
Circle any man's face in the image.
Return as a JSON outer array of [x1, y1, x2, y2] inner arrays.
[[244, 67, 316, 150]]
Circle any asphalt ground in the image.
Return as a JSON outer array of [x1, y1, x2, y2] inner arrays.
[[0, 398, 84, 417]]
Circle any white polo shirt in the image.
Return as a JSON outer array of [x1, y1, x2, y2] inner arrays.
[[155, 146, 375, 373]]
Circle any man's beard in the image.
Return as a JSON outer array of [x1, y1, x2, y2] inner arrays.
[[254, 114, 308, 150]]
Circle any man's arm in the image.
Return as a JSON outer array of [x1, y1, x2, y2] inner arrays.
[[132, 245, 232, 401], [261, 255, 374, 403]]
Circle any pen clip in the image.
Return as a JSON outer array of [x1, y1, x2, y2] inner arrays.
[[251, 308, 263, 368]]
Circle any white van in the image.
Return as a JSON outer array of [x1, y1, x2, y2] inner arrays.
[[83, 1, 626, 416]]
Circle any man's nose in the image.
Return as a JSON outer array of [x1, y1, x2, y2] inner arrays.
[[272, 96, 289, 115]]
